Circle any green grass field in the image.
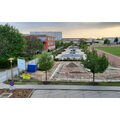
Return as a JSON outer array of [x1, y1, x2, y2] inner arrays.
[[95, 47, 120, 56]]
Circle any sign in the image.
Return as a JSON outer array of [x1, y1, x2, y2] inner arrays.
[[22, 74, 31, 80], [17, 59, 26, 70], [9, 81, 15, 86]]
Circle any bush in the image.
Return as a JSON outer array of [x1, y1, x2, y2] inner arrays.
[[0, 57, 17, 69], [0, 58, 10, 68]]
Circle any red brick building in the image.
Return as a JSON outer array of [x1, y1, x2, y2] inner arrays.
[[24, 35, 56, 50]]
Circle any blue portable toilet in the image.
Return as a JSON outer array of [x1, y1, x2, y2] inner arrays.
[[27, 64, 37, 72]]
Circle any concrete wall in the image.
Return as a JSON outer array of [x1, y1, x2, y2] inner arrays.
[[0, 58, 38, 83]]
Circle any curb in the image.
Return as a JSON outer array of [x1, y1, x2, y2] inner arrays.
[[1, 85, 120, 91]]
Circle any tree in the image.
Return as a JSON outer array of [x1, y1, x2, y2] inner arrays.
[[81, 50, 109, 84], [78, 39, 87, 49], [78, 39, 87, 45], [0, 24, 26, 68], [80, 44, 88, 53], [25, 37, 44, 56], [55, 41, 62, 48], [38, 52, 54, 83], [96, 38, 101, 40], [104, 39, 110, 44], [114, 37, 118, 44], [70, 41, 73, 45]]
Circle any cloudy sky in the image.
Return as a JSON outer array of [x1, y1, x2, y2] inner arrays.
[[1, 22, 120, 38]]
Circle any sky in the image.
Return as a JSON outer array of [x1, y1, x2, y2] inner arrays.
[[1, 22, 120, 38]]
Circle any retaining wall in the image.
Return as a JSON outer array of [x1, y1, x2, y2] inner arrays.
[[96, 49, 120, 67], [88, 45, 120, 68]]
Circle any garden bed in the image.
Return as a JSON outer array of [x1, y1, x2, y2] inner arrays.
[[0, 89, 33, 98]]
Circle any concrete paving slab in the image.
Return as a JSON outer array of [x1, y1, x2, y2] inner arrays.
[[31, 89, 120, 98]]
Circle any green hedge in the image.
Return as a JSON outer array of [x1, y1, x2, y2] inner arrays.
[[0, 57, 17, 69]]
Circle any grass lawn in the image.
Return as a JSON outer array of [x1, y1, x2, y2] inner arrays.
[[95, 47, 120, 56], [4, 80, 120, 86]]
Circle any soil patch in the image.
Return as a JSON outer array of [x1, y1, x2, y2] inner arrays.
[[0, 89, 33, 98], [66, 62, 78, 67]]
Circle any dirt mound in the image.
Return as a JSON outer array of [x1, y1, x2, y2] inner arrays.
[[66, 62, 78, 67]]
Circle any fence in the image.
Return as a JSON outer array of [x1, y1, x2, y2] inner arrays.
[[0, 58, 38, 83]]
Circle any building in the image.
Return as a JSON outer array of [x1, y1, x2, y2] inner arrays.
[[103, 37, 120, 44], [62, 38, 81, 44], [30, 32, 62, 41], [62, 38, 88, 44], [24, 35, 56, 50]]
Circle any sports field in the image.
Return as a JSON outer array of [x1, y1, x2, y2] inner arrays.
[[95, 47, 120, 56]]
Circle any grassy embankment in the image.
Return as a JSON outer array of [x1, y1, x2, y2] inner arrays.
[[95, 47, 120, 56]]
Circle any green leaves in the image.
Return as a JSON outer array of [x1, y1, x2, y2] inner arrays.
[[104, 39, 110, 44], [0, 24, 26, 68], [25, 37, 44, 56], [81, 50, 109, 82], [38, 52, 54, 71]]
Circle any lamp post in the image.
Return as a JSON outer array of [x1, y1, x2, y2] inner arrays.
[[8, 58, 14, 81]]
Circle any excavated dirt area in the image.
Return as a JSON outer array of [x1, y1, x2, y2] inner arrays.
[[30, 61, 120, 82], [31, 62, 61, 81], [0, 89, 33, 98], [54, 62, 120, 81]]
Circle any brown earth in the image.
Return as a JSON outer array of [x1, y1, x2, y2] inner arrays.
[[0, 89, 33, 98]]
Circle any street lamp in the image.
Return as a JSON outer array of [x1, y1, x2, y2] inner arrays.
[[8, 58, 14, 81]]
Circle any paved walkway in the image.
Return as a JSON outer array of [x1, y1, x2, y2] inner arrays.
[[1, 83, 120, 98], [31, 89, 120, 98], [1, 83, 120, 91]]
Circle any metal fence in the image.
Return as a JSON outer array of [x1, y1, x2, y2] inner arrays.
[[0, 58, 38, 83]]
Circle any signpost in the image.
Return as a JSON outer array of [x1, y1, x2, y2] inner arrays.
[[9, 81, 15, 86], [9, 81, 15, 90]]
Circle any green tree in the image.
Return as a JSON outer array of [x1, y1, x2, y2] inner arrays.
[[81, 50, 109, 84], [78, 39, 87, 45], [70, 41, 73, 45], [55, 41, 61, 48], [80, 44, 88, 53], [25, 37, 44, 56], [38, 52, 54, 83], [104, 39, 110, 44], [114, 37, 118, 44], [0, 24, 26, 68]]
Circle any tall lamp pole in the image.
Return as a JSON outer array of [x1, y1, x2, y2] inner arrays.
[[8, 58, 14, 81]]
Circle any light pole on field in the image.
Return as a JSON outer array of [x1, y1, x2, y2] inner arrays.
[[8, 58, 14, 81]]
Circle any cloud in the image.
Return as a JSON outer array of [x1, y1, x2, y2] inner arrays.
[[1, 22, 120, 38]]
